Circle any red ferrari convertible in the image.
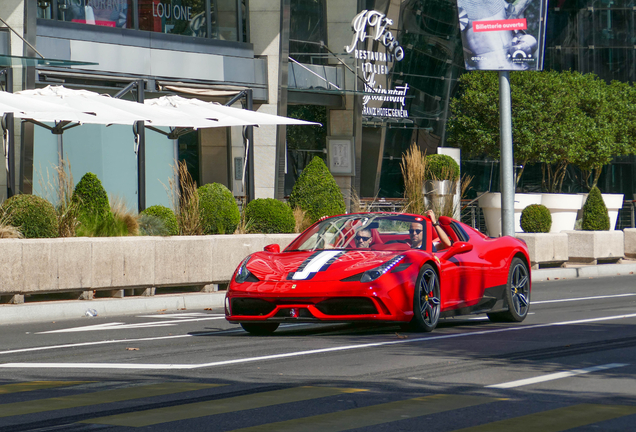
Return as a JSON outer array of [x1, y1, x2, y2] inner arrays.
[[225, 212, 531, 334]]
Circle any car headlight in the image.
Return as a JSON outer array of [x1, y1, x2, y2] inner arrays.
[[360, 256, 405, 283], [235, 256, 256, 283]]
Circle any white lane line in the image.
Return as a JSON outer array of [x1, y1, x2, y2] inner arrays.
[[533, 293, 636, 305], [137, 313, 225, 319], [3, 313, 636, 370], [36, 317, 226, 334], [486, 363, 629, 389], [0, 323, 307, 356]]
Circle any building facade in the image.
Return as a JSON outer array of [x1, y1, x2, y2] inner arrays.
[[1, 0, 635, 209]]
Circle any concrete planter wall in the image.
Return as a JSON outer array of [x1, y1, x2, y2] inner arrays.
[[625, 228, 636, 259], [516, 233, 568, 269], [0, 234, 297, 299], [564, 230, 624, 264]]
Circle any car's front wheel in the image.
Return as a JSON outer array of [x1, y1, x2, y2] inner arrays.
[[488, 257, 530, 322], [410, 264, 441, 332], [240, 322, 280, 335]]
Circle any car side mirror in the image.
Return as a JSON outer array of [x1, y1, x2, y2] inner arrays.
[[264, 244, 280, 253], [441, 241, 473, 261]]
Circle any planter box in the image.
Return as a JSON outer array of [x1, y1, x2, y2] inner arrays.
[[564, 230, 624, 264], [625, 228, 636, 259], [542, 193, 584, 233], [577, 193, 624, 231], [517, 233, 568, 269], [478, 192, 542, 237]]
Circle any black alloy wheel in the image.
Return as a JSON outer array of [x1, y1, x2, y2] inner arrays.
[[410, 263, 441, 332], [488, 257, 530, 322]]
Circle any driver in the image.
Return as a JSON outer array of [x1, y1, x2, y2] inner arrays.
[[354, 228, 373, 248]]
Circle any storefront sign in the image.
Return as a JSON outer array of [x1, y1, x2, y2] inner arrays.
[[456, 0, 549, 70], [346, 10, 409, 120], [152, 2, 193, 21]]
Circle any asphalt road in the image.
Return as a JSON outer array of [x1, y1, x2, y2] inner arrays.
[[1, 275, 636, 431]]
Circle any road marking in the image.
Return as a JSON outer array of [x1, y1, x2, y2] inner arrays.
[[137, 313, 225, 319], [486, 363, 629, 389], [4, 313, 636, 370], [0, 381, 91, 395], [448, 403, 636, 432], [37, 316, 227, 334], [82, 386, 366, 427], [533, 293, 636, 305], [224, 394, 502, 432], [0, 383, 222, 418]]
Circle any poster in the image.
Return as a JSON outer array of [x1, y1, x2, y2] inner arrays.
[[456, 0, 549, 70]]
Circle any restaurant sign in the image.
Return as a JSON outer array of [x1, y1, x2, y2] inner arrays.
[[345, 10, 409, 119]]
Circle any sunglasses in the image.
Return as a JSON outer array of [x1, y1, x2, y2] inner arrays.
[[355, 235, 371, 242], [409, 229, 423, 234]]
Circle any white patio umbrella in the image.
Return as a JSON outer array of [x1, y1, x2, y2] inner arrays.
[[145, 95, 320, 127], [0, 90, 94, 123]]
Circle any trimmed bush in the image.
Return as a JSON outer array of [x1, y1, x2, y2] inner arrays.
[[140, 205, 178, 236], [72, 172, 110, 220], [520, 204, 551, 233], [582, 186, 610, 231], [0, 194, 59, 238], [426, 154, 460, 181], [288, 156, 346, 223], [246, 198, 295, 233], [198, 183, 240, 234]]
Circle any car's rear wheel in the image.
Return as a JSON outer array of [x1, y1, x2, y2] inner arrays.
[[410, 264, 441, 332], [488, 257, 530, 322], [240, 322, 280, 335]]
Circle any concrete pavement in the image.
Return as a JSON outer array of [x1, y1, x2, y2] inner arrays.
[[1, 262, 635, 326]]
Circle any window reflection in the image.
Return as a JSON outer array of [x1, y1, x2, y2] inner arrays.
[[57, 0, 132, 28]]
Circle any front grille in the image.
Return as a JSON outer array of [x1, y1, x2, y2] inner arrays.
[[231, 298, 276, 316], [315, 298, 378, 315]]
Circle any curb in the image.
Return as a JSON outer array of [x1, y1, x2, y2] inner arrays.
[[0, 292, 226, 326], [532, 263, 636, 282]]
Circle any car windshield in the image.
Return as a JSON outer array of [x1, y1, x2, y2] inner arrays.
[[286, 213, 428, 252]]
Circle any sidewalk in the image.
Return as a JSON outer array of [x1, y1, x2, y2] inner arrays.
[[1, 262, 635, 326]]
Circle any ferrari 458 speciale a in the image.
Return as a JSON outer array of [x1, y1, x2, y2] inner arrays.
[[225, 212, 531, 334]]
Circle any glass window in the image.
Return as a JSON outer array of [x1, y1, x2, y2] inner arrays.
[[139, 0, 207, 37], [56, 0, 133, 28], [216, 0, 238, 41]]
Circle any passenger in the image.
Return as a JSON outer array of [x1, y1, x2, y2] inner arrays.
[[426, 210, 452, 250], [354, 228, 373, 248]]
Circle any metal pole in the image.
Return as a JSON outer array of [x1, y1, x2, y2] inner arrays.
[[246, 89, 255, 202], [136, 80, 146, 212], [499, 71, 515, 237], [6, 68, 15, 198]]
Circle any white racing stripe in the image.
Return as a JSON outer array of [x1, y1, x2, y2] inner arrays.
[[3, 313, 636, 370], [292, 251, 342, 280], [533, 293, 636, 305], [486, 363, 629, 389]]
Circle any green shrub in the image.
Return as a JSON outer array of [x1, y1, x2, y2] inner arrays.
[[198, 183, 240, 234], [72, 172, 110, 220], [426, 154, 460, 181], [246, 198, 295, 233], [520, 204, 552, 233], [0, 194, 59, 238], [140, 205, 178, 236], [75, 213, 130, 237], [582, 186, 610, 231], [288, 156, 346, 223]]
